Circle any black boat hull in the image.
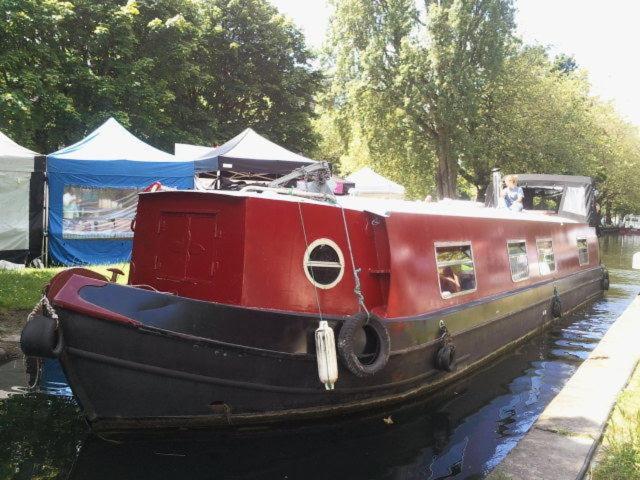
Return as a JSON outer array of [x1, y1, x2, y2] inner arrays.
[[56, 267, 604, 433]]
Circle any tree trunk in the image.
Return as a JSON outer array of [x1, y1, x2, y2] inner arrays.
[[476, 183, 488, 202], [435, 129, 458, 199]]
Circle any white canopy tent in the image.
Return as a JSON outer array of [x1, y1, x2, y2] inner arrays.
[[0, 131, 44, 263], [175, 143, 211, 160], [345, 167, 406, 200], [194, 128, 316, 175]]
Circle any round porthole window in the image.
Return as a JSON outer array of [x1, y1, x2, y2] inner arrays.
[[303, 238, 345, 289]]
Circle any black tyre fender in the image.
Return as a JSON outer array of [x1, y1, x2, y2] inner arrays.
[[20, 314, 61, 358], [337, 313, 390, 378], [551, 292, 562, 318], [434, 343, 456, 372]]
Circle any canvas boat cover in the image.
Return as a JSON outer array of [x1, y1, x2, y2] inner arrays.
[[0, 131, 44, 263], [194, 128, 316, 174], [47, 118, 194, 265], [486, 173, 597, 226], [345, 167, 406, 199]]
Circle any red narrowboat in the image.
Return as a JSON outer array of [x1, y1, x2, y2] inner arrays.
[[21, 169, 608, 433]]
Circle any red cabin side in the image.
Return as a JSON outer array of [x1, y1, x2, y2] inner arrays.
[[129, 191, 598, 319], [129, 191, 388, 316]]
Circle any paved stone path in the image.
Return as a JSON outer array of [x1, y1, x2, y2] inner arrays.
[[491, 294, 640, 480]]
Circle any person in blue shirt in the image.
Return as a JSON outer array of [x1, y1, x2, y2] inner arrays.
[[500, 174, 524, 211]]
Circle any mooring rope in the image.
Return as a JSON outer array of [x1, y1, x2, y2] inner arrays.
[[24, 295, 58, 391], [340, 206, 370, 318], [298, 202, 324, 322]]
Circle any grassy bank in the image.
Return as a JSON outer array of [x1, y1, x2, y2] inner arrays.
[[592, 362, 640, 479], [0, 265, 129, 312]]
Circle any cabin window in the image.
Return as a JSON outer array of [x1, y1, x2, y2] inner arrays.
[[507, 240, 529, 282], [303, 239, 345, 289], [536, 239, 556, 275], [577, 238, 589, 265], [435, 243, 477, 298]]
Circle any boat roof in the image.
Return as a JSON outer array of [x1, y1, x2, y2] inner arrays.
[[146, 188, 579, 224], [337, 196, 577, 223]]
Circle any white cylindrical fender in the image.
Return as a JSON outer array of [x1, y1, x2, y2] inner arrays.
[[633, 252, 640, 270], [315, 320, 338, 390]]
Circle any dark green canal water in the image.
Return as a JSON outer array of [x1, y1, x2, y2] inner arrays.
[[1, 235, 638, 480]]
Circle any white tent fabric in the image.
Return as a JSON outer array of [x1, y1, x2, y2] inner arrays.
[[52, 117, 176, 162], [0, 130, 37, 171], [345, 167, 406, 199], [194, 128, 316, 174], [175, 143, 211, 160], [0, 131, 38, 255]]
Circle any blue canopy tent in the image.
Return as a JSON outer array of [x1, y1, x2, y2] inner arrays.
[[47, 118, 194, 265]]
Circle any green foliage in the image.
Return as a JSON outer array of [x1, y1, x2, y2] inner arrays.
[[0, 394, 83, 480], [0, 0, 321, 154], [318, 1, 640, 213], [460, 46, 600, 196], [592, 365, 640, 479], [322, 0, 515, 198]]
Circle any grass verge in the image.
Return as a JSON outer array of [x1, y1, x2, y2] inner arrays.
[[591, 362, 640, 479], [0, 264, 129, 312]]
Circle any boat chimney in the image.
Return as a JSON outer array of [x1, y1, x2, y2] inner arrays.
[[491, 168, 502, 207]]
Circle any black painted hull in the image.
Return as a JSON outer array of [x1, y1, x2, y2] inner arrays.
[[57, 267, 604, 433]]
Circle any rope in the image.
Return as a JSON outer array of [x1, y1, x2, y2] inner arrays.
[[25, 357, 42, 391], [28, 295, 58, 321], [293, 165, 368, 319], [340, 206, 370, 318], [298, 202, 324, 322], [24, 295, 58, 391]]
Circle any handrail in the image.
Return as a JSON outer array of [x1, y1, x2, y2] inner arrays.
[[239, 185, 336, 203]]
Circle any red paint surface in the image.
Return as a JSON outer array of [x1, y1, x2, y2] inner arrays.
[[52, 274, 140, 326], [46, 267, 108, 300], [128, 191, 599, 319]]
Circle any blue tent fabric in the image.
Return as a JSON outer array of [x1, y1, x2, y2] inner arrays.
[[47, 118, 194, 265]]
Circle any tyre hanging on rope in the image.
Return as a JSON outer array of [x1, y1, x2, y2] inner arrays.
[[601, 268, 610, 291], [434, 320, 456, 372], [551, 288, 562, 318], [337, 313, 390, 377], [20, 296, 63, 359]]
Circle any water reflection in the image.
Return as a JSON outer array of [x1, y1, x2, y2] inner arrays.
[[0, 235, 638, 479]]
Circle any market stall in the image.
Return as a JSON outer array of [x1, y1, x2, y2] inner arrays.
[[47, 118, 194, 265]]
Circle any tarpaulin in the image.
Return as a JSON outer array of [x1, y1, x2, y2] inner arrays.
[[0, 131, 43, 263]]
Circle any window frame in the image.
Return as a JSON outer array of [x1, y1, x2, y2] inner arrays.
[[506, 239, 530, 283], [535, 237, 557, 275], [434, 241, 477, 299], [302, 238, 345, 289], [62, 184, 140, 240], [577, 237, 589, 266]]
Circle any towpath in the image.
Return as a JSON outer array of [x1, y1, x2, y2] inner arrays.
[[491, 294, 640, 479], [0, 309, 27, 361]]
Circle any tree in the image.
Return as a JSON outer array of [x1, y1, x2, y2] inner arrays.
[[0, 0, 77, 151], [553, 53, 578, 74], [458, 46, 599, 198], [0, 0, 321, 155], [324, 0, 515, 198]]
